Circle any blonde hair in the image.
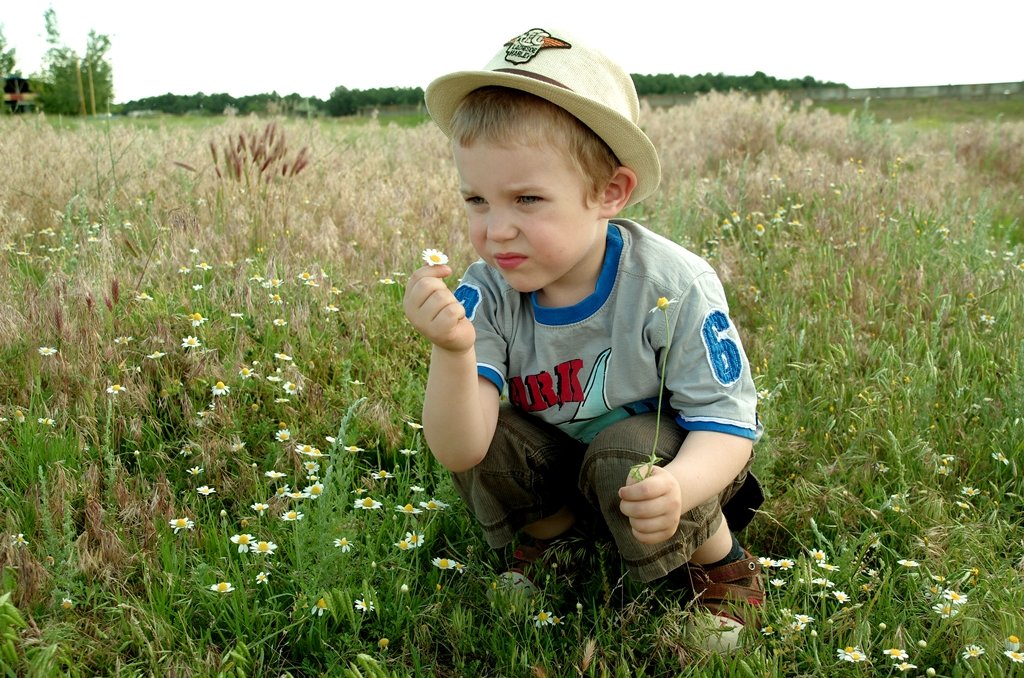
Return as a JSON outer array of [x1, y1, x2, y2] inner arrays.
[[448, 86, 620, 202]]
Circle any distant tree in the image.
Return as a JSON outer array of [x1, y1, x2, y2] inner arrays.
[[0, 25, 16, 76], [35, 8, 114, 115], [326, 85, 356, 116]]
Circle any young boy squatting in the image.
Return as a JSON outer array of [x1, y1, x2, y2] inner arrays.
[[403, 27, 765, 648]]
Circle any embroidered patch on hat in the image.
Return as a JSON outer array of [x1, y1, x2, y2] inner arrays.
[[503, 28, 571, 65]]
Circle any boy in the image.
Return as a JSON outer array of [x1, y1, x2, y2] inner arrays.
[[403, 27, 764, 650]]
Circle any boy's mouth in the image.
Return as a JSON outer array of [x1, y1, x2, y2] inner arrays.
[[494, 253, 527, 270]]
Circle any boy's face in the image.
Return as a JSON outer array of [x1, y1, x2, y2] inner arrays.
[[454, 139, 621, 308]]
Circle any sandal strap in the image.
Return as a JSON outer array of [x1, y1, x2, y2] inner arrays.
[[699, 581, 765, 606], [702, 552, 761, 584]]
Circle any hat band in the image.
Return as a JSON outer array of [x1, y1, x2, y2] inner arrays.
[[493, 68, 573, 92]]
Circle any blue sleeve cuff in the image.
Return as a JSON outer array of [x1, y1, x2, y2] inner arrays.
[[478, 365, 504, 393], [675, 414, 759, 440]]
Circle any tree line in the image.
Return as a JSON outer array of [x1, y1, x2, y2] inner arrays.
[[2, 11, 843, 117], [115, 71, 845, 117]]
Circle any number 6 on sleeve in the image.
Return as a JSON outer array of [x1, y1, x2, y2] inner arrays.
[[700, 310, 743, 386]]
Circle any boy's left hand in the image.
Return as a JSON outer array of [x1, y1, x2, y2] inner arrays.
[[618, 466, 683, 544]]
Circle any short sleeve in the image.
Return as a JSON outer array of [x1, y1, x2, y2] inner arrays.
[[663, 271, 759, 439], [454, 262, 510, 393]]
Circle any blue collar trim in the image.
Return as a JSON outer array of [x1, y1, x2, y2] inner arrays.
[[532, 224, 622, 325]]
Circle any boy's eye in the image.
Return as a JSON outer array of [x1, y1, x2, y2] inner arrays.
[[464, 196, 485, 206], [518, 195, 541, 205]]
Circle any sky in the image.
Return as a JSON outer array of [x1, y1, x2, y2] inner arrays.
[[3, 0, 1022, 104]]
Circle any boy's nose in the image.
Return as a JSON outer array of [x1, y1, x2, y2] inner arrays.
[[486, 212, 517, 241]]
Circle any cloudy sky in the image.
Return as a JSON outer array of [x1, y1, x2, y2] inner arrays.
[[4, 0, 1022, 103]]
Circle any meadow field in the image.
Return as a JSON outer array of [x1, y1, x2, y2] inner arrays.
[[0, 92, 1022, 676]]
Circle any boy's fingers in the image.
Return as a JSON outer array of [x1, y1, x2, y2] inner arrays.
[[618, 477, 662, 502]]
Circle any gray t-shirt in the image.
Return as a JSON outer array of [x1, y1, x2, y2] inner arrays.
[[453, 219, 759, 443]]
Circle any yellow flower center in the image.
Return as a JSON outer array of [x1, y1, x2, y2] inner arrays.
[[656, 297, 669, 310], [215, 381, 225, 389], [316, 598, 327, 609]]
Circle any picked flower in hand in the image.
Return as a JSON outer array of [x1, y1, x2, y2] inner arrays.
[[422, 249, 449, 267]]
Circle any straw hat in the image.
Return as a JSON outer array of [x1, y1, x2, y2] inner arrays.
[[425, 27, 661, 206]]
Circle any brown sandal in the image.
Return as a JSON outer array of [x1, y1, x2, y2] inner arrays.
[[685, 549, 764, 650]]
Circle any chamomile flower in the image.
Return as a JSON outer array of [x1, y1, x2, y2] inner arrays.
[[534, 610, 555, 627], [894, 662, 917, 672], [296, 445, 323, 458], [146, 351, 167, 359], [1006, 650, 1024, 664], [283, 382, 300, 396], [344, 445, 364, 453], [169, 517, 194, 533], [274, 352, 293, 362], [933, 602, 960, 618], [837, 646, 867, 662], [882, 648, 909, 661], [809, 549, 827, 563], [371, 469, 393, 480], [252, 540, 277, 555], [406, 421, 423, 430], [395, 503, 422, 515], [770, 578, 786, 588], [274, 428, 291, 443], [962, 645, 985, 660], [186, 466, 203, 476], [10, 533, 28, 547], [432, 557, 456, 570], [334, 537, 352, 552], [134, 292, 153, 301], [354, 497, 382, 510], [255, 571, 269, 585], [394, 537, 414, 551], [251, 502, 270, 515], [209, 582, 234, 594], [181, 336, 202, 349], [832, 590, 850, 604], [272, 318, 287, 327], [775, 558, 795, 570], [943, 590, 968, 605], [405, 532, 425, 548], [188, 312, 207, 327], [38, 346, 58, 356], [421, 249, 449, 266], [230, 534, 255, 553], [239, 366, 256, 380], [312, 597, 328, 616], [211, 381, 230, 396], [649, 296, 678, 313], [897, 558, 920, 568], [303, 483, 324, 499], [196, 485, 216, 496], [399, 448, 417, 456], [419, 498, 449, 511], [280, 510, 304, 522], [992, 452, 1009, 465], [354, 598, 374, 613], [106, 383, 126, 395]]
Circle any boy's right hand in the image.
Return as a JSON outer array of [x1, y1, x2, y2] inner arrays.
[[403, 265, 475, 353]]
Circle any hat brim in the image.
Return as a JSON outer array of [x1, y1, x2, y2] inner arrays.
[[425, 70, 661, 207]]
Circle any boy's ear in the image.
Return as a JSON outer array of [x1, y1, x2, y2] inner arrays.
[[598, 166, 638, 216]]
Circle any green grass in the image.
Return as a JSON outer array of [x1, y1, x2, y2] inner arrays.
[[0, 96, 1022, 676], [811, 96, 1024, 124]]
